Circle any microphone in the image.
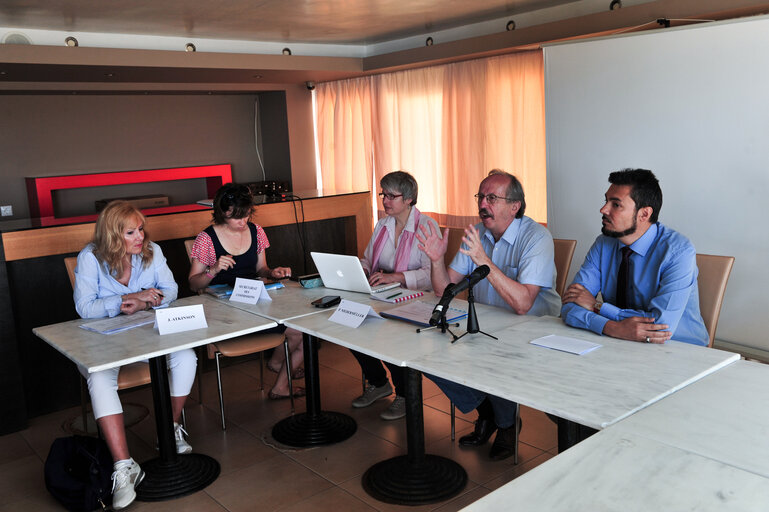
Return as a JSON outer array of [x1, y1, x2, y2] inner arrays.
[[429, 265, 490, 325]]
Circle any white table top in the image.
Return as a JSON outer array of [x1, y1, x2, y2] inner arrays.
[[407, 315, 740, 429], [220, 281, 381, 323], [461, 426, 769, 512], [614, 359, 769, 478], [33, 294, 277, 373], [283, 298, 530, 367]]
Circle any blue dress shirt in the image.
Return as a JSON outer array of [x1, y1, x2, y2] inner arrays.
[[561, 223, 708, 346], [74, 242, 178, 319], [449, 216, 561, 316]]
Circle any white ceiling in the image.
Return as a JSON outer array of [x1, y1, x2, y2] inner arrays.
[[0, 0, 584, 45]]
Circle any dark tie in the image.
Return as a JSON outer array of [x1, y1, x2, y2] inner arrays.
[[616, 246, 633, 309]]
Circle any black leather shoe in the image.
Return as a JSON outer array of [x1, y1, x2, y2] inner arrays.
[[489, 418, 522, 461], [458, 418, 497, 446]]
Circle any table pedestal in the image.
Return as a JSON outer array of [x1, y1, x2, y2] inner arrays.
[[136, 355, 220, 501], [362, 369, 467, 505], [556, 417, 598, 452], [272, 334, 356, 447]]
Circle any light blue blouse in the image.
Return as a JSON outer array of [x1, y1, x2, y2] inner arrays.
[[73, 242, 178, 319]]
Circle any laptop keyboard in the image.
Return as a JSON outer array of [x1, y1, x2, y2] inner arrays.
[[371, 283, 400, 294]]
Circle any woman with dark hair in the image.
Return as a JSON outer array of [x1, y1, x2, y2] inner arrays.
[[188, 183, 304, 399], [73, 200, 196, 510], [352, 171, 440, 420]]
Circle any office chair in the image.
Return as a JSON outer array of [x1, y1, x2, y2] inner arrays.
[[183, 239, 294, 430], [553, 239, 577, 297], [696, 254, 735, 348]]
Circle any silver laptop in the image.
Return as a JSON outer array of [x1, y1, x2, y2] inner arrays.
[[310, 252, 400, 294]]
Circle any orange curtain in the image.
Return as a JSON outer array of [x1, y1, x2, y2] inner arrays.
[[314, 50, 546, 227], [315, 76, 373, 194]]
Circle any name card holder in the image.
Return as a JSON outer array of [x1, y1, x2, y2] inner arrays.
[[230, 278, 272, 305], [156, 304, 208, 335], [329, 299, 382, 328]]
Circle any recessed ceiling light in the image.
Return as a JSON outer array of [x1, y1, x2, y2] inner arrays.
[[609, 0, 622, 10], [506, 20, 516, 31], [65, 36, 79, 47], [282, 47, 292, 56], [185, 43, 196, 52], [425, 37, 434, 46]]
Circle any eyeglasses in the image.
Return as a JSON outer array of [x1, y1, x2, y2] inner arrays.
[[378, 192, 404, 201], [474, 193, 514, 205]]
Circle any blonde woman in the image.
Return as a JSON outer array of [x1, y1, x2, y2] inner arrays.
[[74, 200, 196, 510]]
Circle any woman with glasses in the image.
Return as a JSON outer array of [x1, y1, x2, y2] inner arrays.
[[188, 183, 305, 400], [73, 200, 196, 510], [352, 170, 440, 420]]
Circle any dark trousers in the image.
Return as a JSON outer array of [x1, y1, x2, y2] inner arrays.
[[351, 350, 406, 397]]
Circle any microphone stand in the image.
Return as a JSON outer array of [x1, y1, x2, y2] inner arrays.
[[452, 285, 497, 344], [416, 316, 460, 341]]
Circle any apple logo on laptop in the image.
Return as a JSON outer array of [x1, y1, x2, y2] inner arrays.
[[336, 270, 344, 278]]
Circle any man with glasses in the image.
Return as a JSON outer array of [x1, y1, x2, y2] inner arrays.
[[417, 169, 560, 460]]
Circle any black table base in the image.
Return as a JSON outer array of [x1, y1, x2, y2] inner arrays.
[[136, 355, 220, 502], [362, 369, 467, 505], [271, 333, 356, 447], [556, 417, 598, 452], [272, 411, 357, 447], [363, 454, 467, 505], [137, 454, 220, 501]]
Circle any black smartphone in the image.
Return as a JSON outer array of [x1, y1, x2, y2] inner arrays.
[[311, 295, 341, 308]]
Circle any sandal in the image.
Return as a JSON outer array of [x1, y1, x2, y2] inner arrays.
[[267, 363, 304, 380], [268, 387, 306, 400]]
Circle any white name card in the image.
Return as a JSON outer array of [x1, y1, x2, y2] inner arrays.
[[155, 304, 208, 335], [329, 299, 382, 328], [230, 278, 272, 305]]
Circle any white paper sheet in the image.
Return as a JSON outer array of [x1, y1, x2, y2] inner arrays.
[[79, 310, 156, 335], [529, 334, 601, 355]]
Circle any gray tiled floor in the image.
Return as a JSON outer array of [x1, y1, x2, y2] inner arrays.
[[0, 343, 557, 511]]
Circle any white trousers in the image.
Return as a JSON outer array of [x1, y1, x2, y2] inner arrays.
[[79, 349, 197, 420]]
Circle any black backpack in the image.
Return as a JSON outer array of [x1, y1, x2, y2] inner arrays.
[[44, 435, 113, 512]]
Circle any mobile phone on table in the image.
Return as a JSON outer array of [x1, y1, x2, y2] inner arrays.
[[311, 295, 341, 308]]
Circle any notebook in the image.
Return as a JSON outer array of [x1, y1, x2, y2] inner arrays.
[[380, 300, 467, 327], [310, 252, 400, 294], [370, 289, 424, 303]]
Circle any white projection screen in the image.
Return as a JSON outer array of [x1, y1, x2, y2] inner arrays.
[[544, 16, 769, 356]]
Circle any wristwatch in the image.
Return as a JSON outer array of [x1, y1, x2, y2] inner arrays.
[[592, 301, 602, 314]]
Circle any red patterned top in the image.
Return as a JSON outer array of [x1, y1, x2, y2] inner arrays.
[[190, 223, 270, 267]]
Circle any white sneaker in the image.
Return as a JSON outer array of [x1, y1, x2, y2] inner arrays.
[[111, 459, 144, 511], [174, 422, 192, 454], [380, 396, 407, 420], [351, 382, 393, 408]]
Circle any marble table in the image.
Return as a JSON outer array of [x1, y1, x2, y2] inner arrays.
[[615, 359, 769, 478], [282, 298, 521, 505], [33, 294, 277, 501], [408, 315, 740, 430], [220, 282, 388, 449], [461, 426, 769, 511]]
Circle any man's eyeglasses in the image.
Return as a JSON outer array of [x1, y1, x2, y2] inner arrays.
[[474, 193, 514, 205], [378, 192, 404, 201]]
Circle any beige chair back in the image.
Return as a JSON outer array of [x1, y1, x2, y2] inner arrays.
[[696, 254, 734, 348], [553, 239, 577, 297], [64, 256, 78, 289]]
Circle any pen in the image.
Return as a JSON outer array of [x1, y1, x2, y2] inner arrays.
[[386, 292, 402, 300], [142, 288, 164, 297]]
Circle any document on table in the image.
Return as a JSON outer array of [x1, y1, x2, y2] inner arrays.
[[80, 311, 156, 335], [380, 300, 467, 327], [529, 334, 601, 355]]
